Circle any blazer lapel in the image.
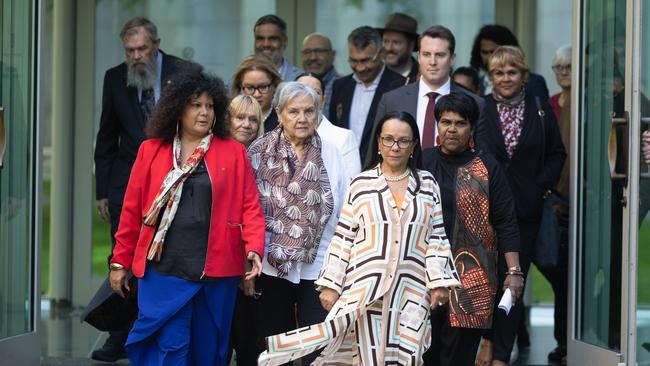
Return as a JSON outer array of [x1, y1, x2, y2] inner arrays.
[[398, 172, 417, 219], [340, 77, 355, 129], [404, 83, 418, 118], [484, 98, 508, 159]]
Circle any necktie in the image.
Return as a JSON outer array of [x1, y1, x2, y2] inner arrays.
[[140, 88, 155, 124], [422, 91, 439, 148]]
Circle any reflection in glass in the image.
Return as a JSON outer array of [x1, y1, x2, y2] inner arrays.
[[0, 0, 34, 339], [579, 0, 626, 350]]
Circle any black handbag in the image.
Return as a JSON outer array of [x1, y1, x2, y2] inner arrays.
[[80, 273, 138, 331], [532, 97, 567, 268]]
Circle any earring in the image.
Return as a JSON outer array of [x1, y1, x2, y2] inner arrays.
[[176, 120, 181, 136], [409, 153, 413, 159], [378, 150, 381, 155], [435, 136, 441, 146]]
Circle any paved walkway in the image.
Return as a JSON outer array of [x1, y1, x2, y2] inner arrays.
[[40, 300, 559, 365]]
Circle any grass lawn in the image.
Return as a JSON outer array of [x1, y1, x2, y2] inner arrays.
[[40, 178, 112, 295]]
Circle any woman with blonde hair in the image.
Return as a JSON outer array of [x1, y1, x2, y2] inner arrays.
[[227, 94, 264, 147]]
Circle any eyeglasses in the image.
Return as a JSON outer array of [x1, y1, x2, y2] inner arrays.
[[552, 64, 571, 73], [241, 83, 272, 95], [380, 136, 414, 149], [348, 52, 380, 68], [301, 48, 330, 57]]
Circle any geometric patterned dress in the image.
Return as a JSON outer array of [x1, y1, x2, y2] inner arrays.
[[258, 166, 461, 365]]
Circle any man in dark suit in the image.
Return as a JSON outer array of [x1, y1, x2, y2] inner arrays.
[[329, 26, 405, 164], [374, 25, 487, 153], [92, 16, 187, 363]]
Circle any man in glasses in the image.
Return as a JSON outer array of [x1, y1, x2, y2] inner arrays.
[[329, 26, 405, 163], [301, 33, 340, 119]]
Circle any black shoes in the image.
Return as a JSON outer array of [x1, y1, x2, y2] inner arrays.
[[548, 345, 567, 365], [91, 332, 128, 363]]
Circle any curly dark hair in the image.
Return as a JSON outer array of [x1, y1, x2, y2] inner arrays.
[[469, 24, 520, 71], [145, 65, 229, 143]]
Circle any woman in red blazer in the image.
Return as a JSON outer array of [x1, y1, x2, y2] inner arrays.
[[109, 68, 265, 366]]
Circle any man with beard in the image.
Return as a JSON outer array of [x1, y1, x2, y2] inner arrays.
[[254, 14, 303, 81], [329, 26, 405, 164], [301, 33, 340, 119], [92, 16, 188, 363], [379, 12, 420, 84]]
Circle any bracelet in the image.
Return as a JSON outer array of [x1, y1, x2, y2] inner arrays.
[[507, 265, 522, 272], [505, 270, 524, 277], [109, 263, 125, 271]]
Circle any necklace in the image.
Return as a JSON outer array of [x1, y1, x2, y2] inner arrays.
[[384, 168, 411, 182]]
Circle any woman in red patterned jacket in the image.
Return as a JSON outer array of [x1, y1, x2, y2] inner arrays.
[[109, 68, 265, 366]]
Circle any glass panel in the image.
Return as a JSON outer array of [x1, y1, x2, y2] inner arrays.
[[578, 0, 626, 350], [90, 0, 276, 275], [0, 0, 34, 339], [315, 0, 495, 78], [637, 1, 650, 363]]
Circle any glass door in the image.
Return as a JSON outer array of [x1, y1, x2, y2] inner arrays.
[[571, 0, 650, 364], [634, 0, 650, 364], [569, 0, 628, 364], [0, 0, 39, 364]]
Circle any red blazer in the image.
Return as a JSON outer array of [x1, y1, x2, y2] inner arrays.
[[111, 136, 265, 278]]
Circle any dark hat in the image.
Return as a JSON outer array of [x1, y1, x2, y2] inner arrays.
[[378, 13, 419, 50]]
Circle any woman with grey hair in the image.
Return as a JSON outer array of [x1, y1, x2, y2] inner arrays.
[[248, 81, 350, 365]]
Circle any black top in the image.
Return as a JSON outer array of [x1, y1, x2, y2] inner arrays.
[[151, 159, 214, 281], [264, 109, 279, 132], [476, 92, 566, 223], [422, 147, 520, 253]]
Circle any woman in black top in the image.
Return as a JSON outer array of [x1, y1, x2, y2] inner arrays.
[[421, 93, 522, 366]]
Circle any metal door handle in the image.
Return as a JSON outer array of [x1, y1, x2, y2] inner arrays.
[[608, 111, 629, 181], [0, 107, 5, 169], [642, 117, 650, 179]]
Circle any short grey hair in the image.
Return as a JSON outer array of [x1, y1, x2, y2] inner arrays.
[[120, 16, 159, 42], [273, 81, 320, 113], [348, 26, 382, 51], [552, 44, 571, 67]]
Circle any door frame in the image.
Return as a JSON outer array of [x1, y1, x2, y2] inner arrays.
[[568, 0, 642, 364], [0, 0, 41, 364]]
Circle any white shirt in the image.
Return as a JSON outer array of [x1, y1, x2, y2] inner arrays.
[[318, 115, 361, 178], [349, 66, 386, 141], [416, 77, 451, 144], [261, 138, 351, 284]]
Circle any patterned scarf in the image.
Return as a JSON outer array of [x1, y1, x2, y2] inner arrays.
[[143, 133, 212, 261], [248, 127, 334, 276], [493, 89, 526, 158]]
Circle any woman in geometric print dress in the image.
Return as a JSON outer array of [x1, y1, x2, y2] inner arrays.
[[258, 111, 461, 365]]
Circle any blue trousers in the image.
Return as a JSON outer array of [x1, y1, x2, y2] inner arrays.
[[126, 268, 239, 366]]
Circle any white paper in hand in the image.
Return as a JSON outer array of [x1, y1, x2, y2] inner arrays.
[[498, 288, 513, 315]]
